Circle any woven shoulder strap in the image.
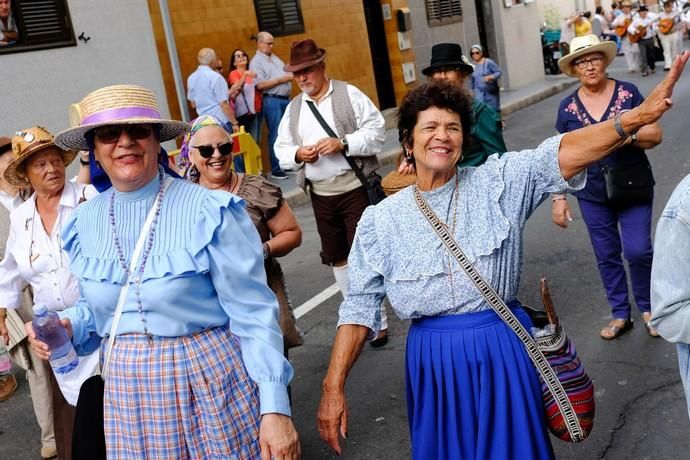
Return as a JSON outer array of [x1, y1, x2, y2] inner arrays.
[[412, 186, 586, 442]]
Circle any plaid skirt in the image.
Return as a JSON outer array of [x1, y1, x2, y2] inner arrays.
[[102, 326, 260, 459]]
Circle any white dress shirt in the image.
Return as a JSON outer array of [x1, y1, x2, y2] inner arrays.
[[274, 80, 385, 183], [0, 182, 92, 311], [629, 13, 658, 39]]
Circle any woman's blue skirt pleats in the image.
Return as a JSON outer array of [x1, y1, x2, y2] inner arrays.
[[405, 304, 555, 460]]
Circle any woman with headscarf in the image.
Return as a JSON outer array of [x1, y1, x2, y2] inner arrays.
[[469, 44, 503, 113], [179, 115, 304, 353], [26, 85, 301, 459]]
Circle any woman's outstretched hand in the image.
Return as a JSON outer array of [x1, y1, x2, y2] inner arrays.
[[636, 51, 689, 125]]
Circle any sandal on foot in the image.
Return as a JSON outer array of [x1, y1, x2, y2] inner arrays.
[[642, 312, 660, 337], [370, 329, 389, 348], [600, 318, 633, 340]]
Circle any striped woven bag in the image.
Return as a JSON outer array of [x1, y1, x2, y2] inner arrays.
[[526, 280, 595, 442]]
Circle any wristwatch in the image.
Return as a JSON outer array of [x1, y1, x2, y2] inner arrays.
[[340, 136, 349, 154], [614, 110, 638, 140]]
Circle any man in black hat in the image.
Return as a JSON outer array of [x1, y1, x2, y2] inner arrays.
[[628, 5, 658, 75], [274, 39, 389, 346], [420, 43, 506, 167]]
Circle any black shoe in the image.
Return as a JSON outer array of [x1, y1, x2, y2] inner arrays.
[[651, 68, 656, 74], [271, 171, 289, 180], [370, 329, 388, 348], [641, 71, 649, 77]]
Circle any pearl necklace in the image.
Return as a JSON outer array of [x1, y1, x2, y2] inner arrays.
[[109, 170, 165, 339]]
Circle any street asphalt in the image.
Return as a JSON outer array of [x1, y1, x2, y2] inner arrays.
[[2, 53, 690, 459]]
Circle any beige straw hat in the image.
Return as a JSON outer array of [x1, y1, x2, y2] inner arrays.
[[54, 85, 188, 151], [381, 170, 417, 196], [3, 126, 77, 186], [558, 35, 617, 77]]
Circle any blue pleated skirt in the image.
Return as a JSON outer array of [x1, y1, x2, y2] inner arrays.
[[405, 303, 555, 460]]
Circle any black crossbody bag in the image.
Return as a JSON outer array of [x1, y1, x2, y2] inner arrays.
[[601, 159, 654, 208], [305, 100, 386, 205]]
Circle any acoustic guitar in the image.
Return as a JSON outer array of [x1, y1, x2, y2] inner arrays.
[[615, 18, 632, 37], [628, 24, 647, 43], [658, 16, 679, 35]]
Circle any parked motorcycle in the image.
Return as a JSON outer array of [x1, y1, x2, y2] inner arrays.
[[541, 27, 562, 75]]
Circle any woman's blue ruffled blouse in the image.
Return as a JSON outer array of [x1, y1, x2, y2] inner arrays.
[[338, 135, 586, 338], [59, 173, 293, 416]]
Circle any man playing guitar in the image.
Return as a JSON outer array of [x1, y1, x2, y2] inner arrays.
[[611, 1, 639, 72], [628, 5, 658, 76]]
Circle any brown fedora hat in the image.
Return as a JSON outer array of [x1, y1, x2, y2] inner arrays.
[[284, 39, 326, 73]]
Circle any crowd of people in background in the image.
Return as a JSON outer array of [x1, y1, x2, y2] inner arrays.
[[563, 1, 688, 74], [0, 20, 689, 460]]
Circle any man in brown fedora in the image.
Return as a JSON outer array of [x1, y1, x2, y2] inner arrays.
[[274, 38, 389, 345]]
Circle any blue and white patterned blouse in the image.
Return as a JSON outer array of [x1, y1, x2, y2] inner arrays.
[[59, 171, 293, 416], [338, 135, 585, 337]]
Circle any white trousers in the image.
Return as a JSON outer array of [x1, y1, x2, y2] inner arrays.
[[660, 31, 681, 69], [622, 39, 640, 71]]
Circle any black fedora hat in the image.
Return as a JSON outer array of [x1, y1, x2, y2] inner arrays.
[[422, 43, 474, 76]]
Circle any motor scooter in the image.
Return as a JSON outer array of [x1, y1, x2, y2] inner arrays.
[[541, 26, 562, 75]]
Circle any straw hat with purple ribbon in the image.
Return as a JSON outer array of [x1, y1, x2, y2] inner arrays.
[[54, 84, 188, 151]]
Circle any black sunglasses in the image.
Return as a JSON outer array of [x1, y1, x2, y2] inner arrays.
[[193, 142, 233, 158], [93, 124, 154, 144]]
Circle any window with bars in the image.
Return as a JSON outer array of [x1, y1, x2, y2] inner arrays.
[[254, 0, 305, 37], [425, 0, 463, 26], [0, 0, 75, 54]]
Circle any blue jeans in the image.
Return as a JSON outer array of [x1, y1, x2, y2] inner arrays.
[[578, 198, 653, 319], [262, 95, 289, 174], [222, 121, 245, 173]]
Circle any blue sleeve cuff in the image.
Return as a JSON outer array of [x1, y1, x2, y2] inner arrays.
[[258, 381, 292, 417]]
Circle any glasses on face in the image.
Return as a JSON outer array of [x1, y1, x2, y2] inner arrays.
[[234, 53, 247, 59], [93, 124, 154, 144], [193, 142, 233, 158], [573, 55, 605, 69]]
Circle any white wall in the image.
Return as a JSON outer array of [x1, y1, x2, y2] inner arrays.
[[492, 1, 545, 88], [0, 0, 170, 138]]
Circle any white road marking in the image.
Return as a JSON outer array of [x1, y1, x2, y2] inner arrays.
[[293, 283, 341, 319]]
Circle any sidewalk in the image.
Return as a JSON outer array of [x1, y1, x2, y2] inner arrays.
[[272, 74, 577, 209]]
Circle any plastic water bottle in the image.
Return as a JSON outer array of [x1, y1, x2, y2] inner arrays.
[[32, 303, 79, 374], [0, 340, 11, 377]]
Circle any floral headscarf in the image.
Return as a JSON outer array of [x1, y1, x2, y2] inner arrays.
[[178, 115, 231, 180]]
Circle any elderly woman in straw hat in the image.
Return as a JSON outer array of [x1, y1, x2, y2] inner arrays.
[[552, 35, 662, 340], [0, 127, 99, 460], [25, 85, 300, 459]]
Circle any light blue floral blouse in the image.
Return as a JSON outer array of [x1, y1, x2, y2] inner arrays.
[[338, 135, 585, 337]]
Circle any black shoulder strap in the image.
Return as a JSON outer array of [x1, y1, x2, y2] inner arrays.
[[304, 100, 369, 185]]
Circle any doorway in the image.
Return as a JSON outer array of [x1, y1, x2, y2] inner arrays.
[[362, 0, 397, 109]]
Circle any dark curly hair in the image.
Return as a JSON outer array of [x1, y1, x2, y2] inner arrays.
[[397, 80, 473, 154]]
